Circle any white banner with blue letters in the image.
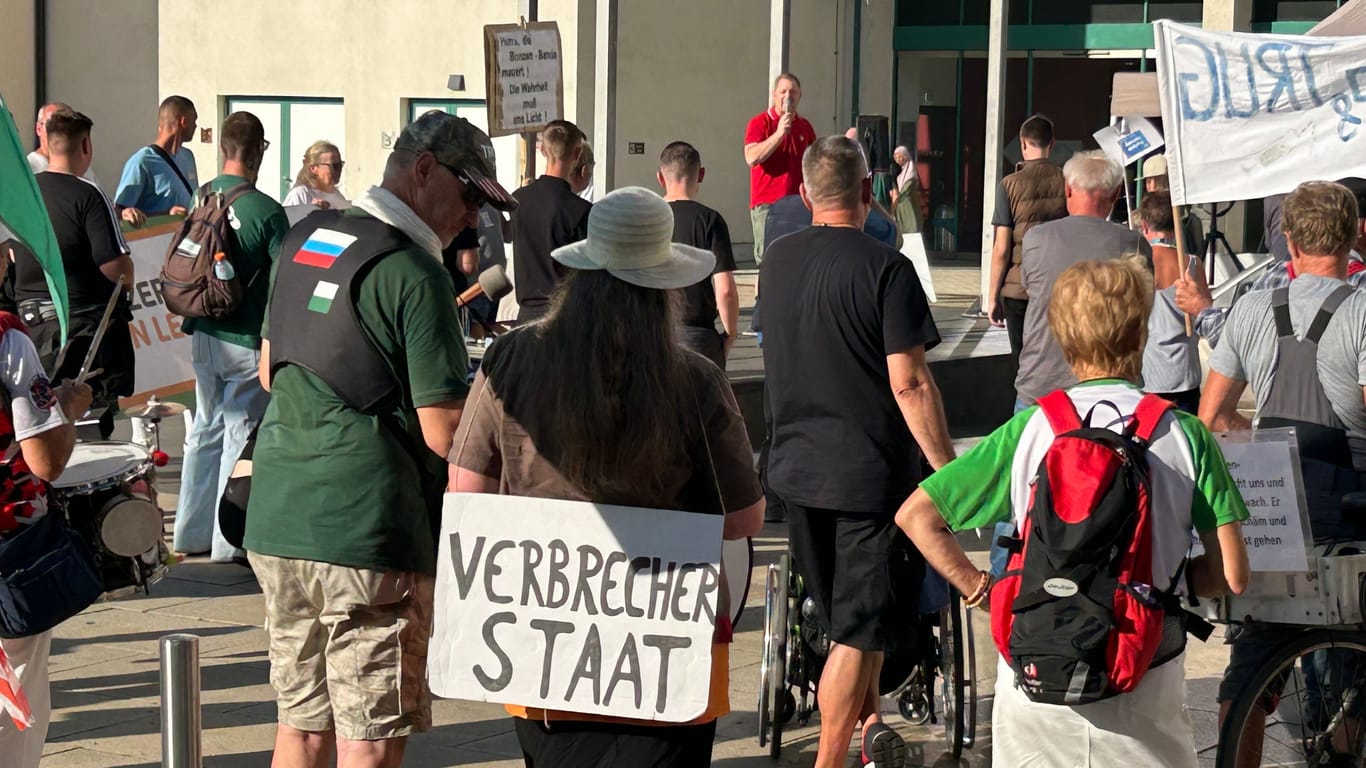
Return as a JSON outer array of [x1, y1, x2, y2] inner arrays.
[[1154, 20, 1366, 205]]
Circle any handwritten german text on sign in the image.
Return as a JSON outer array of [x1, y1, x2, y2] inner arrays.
[[483, 22, 565, 138], [1154, 20, 1366, 205], [430, 493, 722, 722], [1214, 429, 1312, 573]]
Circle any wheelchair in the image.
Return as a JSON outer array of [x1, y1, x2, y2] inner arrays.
[[1208, 493, 1366, 767], [757, 546, 978, 760]]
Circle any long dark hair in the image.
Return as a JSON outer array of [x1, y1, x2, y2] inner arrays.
[[527, 269, 693, 502]]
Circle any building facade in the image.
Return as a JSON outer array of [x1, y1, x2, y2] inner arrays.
[[0, 0, 1349, 255]]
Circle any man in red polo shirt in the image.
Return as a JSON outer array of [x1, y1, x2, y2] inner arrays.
[[744, 72, 816, 264]]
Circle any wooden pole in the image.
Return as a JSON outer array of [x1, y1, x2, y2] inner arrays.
[[1172, 203, 1193, 336]]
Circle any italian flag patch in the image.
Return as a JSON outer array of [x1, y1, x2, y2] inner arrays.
[[308, 281, 339, 314]]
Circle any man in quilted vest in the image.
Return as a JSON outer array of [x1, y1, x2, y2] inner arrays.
[[986, 115, 1067, 359]]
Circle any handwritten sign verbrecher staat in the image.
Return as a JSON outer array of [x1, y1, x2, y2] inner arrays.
[[484, 22, 565, 138]]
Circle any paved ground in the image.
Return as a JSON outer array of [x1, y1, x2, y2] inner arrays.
[[39, 257, 1238, 766]]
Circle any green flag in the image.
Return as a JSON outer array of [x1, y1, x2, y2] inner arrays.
[[0, 90, 68, 344]]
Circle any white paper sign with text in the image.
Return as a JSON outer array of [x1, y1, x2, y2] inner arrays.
[[1214, 429, 1312, 573], [1154, 20, 1366, 205], [430, 493, 723, 722]]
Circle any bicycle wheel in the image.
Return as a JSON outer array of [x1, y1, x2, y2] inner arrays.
[[1216, 628, 1366, 768], [940, 589, 968, 759]]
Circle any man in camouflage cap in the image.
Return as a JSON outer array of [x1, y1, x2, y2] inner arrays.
[[245, 110, 515, 766]]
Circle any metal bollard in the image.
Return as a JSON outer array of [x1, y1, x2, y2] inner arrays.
[[159, 633, 202, 768]]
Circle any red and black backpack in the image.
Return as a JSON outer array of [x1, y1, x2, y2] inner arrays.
[[990, 390, 1211, 705]]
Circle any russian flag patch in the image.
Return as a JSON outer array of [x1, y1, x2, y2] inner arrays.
[[293, 229, 357, 269]]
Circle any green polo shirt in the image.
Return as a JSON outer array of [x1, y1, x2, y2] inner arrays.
[[244, 209, 469, 574], [182, 174, 289, 349]]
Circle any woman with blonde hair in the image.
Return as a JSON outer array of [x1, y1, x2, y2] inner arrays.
[[282, 140, 349, 209], [896, 257, 1251, 767]]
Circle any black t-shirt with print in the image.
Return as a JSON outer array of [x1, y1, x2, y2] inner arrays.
[[758, 226, 940, 514], [22, 172, 128, 308], [669, 200, 737, 332]]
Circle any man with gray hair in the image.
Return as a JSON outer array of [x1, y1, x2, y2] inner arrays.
[[246, 110, 518, 767], [1014, 150, 1151, 408], [990, 151, 1151, 578], [760, 135, 955, 768]]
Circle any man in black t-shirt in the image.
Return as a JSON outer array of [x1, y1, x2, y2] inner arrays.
[[19, 108, 134, 439], [510, 120, 591, 321], [657, 142, 739, 368], [760, 136, 955, 768]]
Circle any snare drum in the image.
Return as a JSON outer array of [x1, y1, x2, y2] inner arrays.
[[50, 441, 168, 597]]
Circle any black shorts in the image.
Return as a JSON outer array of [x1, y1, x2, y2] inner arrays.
[[786, 503, 920, 652], [513, 717, 716, 768]]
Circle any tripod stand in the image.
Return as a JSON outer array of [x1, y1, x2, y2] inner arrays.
[[1199, 202, 1245, 285]]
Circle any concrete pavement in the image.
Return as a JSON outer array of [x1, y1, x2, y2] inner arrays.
[[37, 258, 1237, 767]]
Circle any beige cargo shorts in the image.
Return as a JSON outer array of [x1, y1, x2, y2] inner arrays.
[[249, 553, 435, 740]]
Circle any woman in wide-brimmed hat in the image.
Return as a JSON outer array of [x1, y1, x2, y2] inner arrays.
[[448, 186, 765, 768]]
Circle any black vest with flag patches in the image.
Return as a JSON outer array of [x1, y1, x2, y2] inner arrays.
[[267, 210, 410, 413]]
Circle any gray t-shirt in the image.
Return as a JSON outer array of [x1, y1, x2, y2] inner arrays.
[[1143, 286, 1202, 394], [1015, 216, 1153, 404], [1209, 274, 1366, 468]]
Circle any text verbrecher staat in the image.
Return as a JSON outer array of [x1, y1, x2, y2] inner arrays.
[[430, 493, 723, 722]]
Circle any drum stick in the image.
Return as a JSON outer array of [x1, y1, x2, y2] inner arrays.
[[76, 278, 125, 384], [1172, 204, 1193, 337]]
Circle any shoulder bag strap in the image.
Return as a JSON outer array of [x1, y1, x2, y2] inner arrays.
[[1037, 389, 1082, 435], [148, 144, 194, 197], [1271, 286, 1294, 339], [1129, 394, 1175, 445], [689, 382, 735, 643], [1305, 284, 1356, 344]]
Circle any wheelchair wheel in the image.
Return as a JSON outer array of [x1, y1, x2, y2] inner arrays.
[[1216, 628, 1366, 768], [758, 554, 792, 759], [939, 590, 970, 759]]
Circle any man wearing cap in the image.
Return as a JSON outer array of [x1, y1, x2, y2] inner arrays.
[[244, 110, 517, 767], [1141, 154, 1203, 255]]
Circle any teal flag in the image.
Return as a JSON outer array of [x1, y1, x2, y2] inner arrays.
[[0, 90, 68, 343]]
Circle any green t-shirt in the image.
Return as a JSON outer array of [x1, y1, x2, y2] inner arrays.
[[183, 174, 289, 349], [244, 211, 470, 574]]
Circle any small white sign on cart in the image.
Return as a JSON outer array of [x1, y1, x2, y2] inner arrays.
[[429, 493, 723, 722], [1214, 428, 1313, 573]]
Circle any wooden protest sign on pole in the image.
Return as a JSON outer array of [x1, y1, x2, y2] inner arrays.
[[1172, 202, 1194, 336], [485, 17, 563, 185]]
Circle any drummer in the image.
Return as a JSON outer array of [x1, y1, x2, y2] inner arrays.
[[0, 238, 94, 768]]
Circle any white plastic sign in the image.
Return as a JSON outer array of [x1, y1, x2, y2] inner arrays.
[[1215, 429, 1313, 573]]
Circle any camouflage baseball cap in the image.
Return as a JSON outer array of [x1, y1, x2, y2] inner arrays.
[[395, 110, 518, 211]]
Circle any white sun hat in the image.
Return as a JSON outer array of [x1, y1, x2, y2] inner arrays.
[[551, 186, 715, 290]]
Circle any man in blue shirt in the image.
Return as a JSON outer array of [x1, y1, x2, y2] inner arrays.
[[114, 96, 199, 226]]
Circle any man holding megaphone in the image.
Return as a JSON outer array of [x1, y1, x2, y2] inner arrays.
[[744, 73, 815, 265]]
